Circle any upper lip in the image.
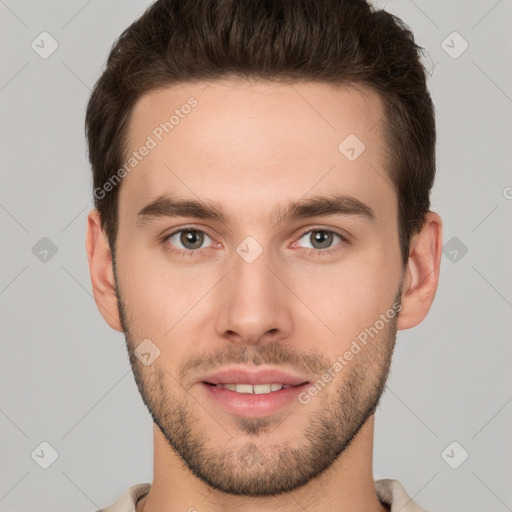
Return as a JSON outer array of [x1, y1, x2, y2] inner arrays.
[[198, 366, 312, 386]]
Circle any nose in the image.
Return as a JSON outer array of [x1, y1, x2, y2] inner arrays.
[[214, 243, 293, 345]]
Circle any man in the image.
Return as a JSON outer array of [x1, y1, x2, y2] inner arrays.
[[85, 0, 442, 510]]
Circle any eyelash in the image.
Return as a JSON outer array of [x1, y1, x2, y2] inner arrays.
[[160, 226, 350, 258]]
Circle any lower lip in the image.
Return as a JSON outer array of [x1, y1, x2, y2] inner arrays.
[[199, 382, 310, 418]]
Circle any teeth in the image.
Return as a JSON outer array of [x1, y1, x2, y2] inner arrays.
[[236, 384, 254, 394], [216, 383, 287, 394], [254, 384, 272, 394]]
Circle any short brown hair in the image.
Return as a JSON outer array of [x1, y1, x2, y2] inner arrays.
[[85, 0, 436, 267]]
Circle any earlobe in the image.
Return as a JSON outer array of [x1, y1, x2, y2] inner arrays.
[[397, 211, 443, 330], [85, 209, 124, 332]]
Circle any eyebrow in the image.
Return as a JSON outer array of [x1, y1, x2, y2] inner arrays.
[[135, 193, 376, 227]]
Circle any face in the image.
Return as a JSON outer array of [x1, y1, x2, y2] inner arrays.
[[112, 80, 405, 496]]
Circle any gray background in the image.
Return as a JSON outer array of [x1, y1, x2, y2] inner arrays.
[[1, 0, 511, 510]]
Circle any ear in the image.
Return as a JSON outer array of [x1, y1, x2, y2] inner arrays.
[[397, 211, 443, 330], [85, 209, 123, 332]]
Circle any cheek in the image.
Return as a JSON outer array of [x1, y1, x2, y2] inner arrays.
[[117, 249, 235, 348], [281, 268, 368, 360], [116, 246, 194, 333], [289, 253, 399, 344]]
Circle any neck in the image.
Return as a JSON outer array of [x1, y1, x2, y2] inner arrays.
[[137, 415, 388, 512]]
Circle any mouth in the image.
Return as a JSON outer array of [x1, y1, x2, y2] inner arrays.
[[199, 381, 311, 418], [202, 382, 306, 394], [196, 366, 314, 418]]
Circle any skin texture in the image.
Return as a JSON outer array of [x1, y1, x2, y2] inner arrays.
[[86, 80, 442, 512]]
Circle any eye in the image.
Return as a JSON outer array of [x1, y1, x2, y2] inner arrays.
[[161, 226, 349, 258], [294, 228, 349, 255], [163, 228, 214, 254]]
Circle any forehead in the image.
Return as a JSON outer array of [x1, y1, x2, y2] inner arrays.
[[119, 80, 395, 230]]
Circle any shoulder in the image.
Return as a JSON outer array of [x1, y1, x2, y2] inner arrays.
[[375, 479, 431, 512], [97, 483, 151, 512]]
